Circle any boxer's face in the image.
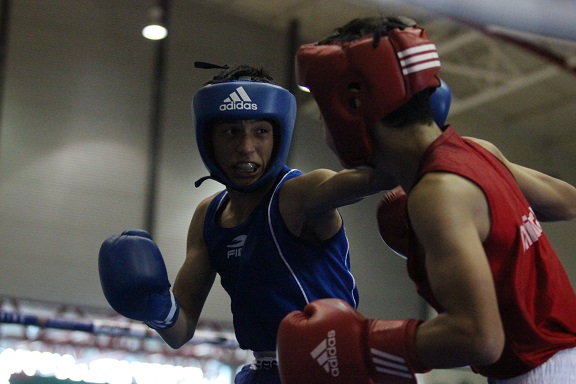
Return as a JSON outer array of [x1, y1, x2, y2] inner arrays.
[[211, 119, 274, 189]]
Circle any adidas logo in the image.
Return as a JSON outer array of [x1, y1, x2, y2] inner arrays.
[[397, 43, 440, 76], [310, 330, 339, 377], [219, 86, 258, 111]]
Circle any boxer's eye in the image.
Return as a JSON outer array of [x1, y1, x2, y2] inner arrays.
[[348, 82, 361, 109]]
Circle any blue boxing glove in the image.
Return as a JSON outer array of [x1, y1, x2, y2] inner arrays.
[[431, 79, 452, 128], [98, 229, 179, 330]]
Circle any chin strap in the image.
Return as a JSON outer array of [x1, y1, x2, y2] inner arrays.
[[194, 175, 214, 188], [194, 174, 248, 192]]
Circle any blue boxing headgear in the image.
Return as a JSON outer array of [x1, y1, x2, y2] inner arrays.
[[430, 79, 451, 129], [193, 80, 297, 191]]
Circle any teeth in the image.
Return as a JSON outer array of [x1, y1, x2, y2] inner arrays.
[[235, 163, 257, 171]]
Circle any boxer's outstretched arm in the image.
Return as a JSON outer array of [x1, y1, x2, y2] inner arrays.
[[467, 137, 576, 221]]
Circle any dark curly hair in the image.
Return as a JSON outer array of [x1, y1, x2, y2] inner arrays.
[[206, 64, 276, 85], [319, 16, 417, 46]]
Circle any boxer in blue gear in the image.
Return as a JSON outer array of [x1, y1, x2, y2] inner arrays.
[[166, 65, 391, 384], [98, 63, 450, 383]]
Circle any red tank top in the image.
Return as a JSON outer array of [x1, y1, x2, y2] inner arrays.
[[410, 126, 576, 379]]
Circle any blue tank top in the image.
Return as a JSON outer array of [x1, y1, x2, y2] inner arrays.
[[204, 167, 358, 351]]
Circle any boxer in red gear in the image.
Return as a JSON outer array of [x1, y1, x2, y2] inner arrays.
[[278, 16, 576, 384]]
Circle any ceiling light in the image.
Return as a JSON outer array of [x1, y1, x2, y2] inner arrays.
[[142, 5, 167, 40]]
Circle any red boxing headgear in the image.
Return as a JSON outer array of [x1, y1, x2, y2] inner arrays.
[[296, 26, 441, 168]]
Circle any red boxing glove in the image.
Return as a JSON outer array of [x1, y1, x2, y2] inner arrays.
[[377, 187, 418, 259], [278, 299, 372, 384], [277, 299, 428, 384]]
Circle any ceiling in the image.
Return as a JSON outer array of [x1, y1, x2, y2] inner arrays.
[[197, 0, 576, 177]]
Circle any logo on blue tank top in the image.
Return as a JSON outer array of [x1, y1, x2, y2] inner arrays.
[[227, 235, 247, 258]]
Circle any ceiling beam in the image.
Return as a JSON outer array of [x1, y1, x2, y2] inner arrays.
[[450, 66, 559, 115]]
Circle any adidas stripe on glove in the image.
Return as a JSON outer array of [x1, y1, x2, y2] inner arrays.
[[277, 298, 429, 384]]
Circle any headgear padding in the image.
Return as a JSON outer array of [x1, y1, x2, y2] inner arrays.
[[193, 80, 296, 191], [296, 26, 441, 168]]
